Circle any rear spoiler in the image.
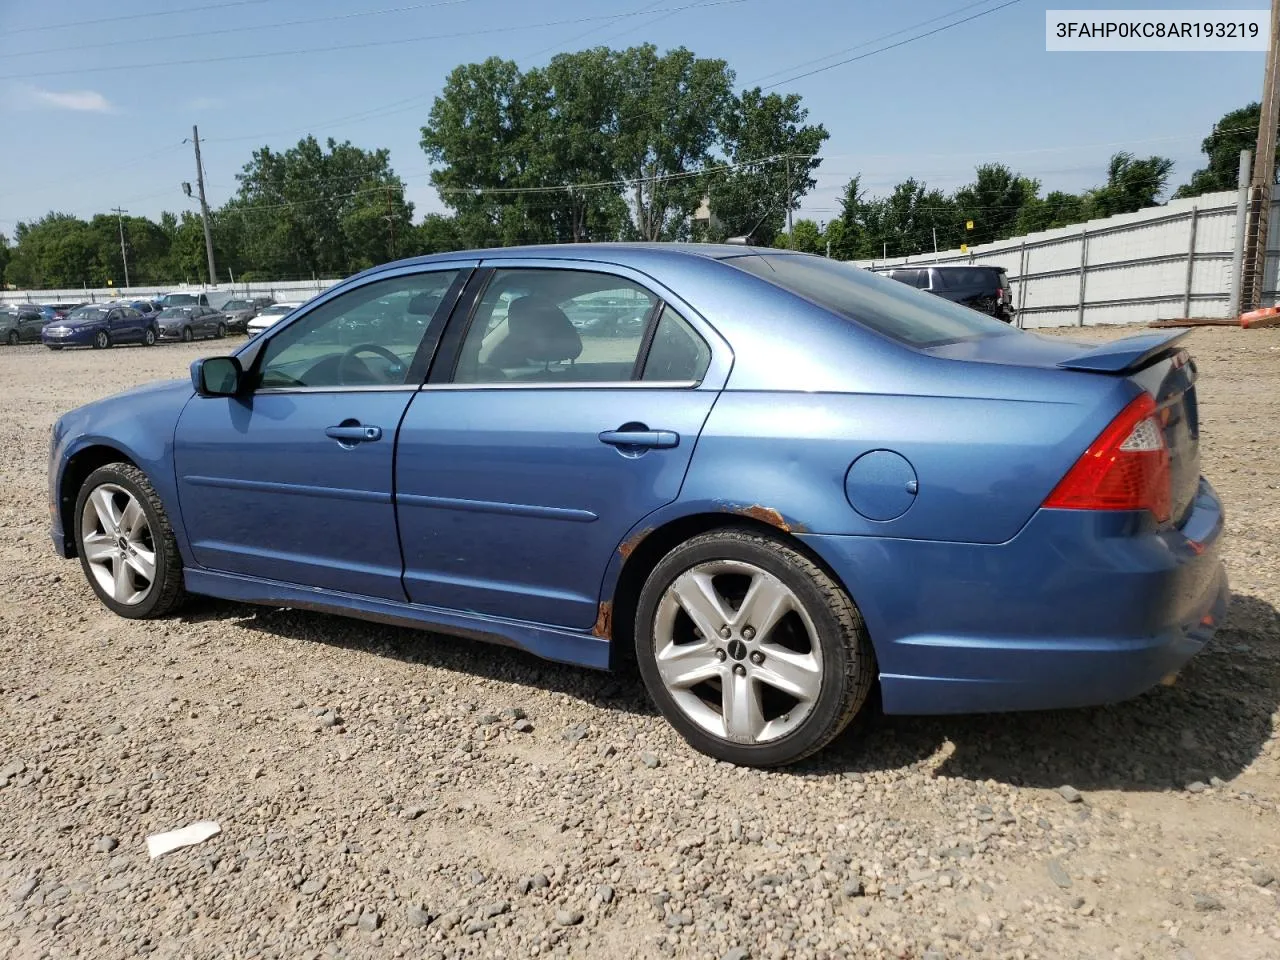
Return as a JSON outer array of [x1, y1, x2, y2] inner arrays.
[[1055, 329, 1192, 374]]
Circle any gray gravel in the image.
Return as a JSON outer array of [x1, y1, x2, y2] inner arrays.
[[0, 328, 1278, 959]]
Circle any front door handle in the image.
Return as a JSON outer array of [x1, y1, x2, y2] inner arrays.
[[325, 424, 383, 443], [598, 429, 679, 449]]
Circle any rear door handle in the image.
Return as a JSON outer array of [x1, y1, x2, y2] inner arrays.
[[325, 424, 383, 443], [598, 429, 679, 449]]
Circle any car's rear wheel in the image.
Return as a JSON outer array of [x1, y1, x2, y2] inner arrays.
[[634, 528, 874, 768], [182, 326, 194, 343], [93, 330, 110, 350], [143, 326, 157, 346], [74, 463, 186, 619], [215, 322, 227, 339]]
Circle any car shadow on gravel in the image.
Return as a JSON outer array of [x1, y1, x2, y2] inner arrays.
[[182, 597, 660, 717], [183, 591, 1278, 793], [810, 592, 1280, 792]]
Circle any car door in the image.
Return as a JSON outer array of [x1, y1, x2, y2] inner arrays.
[[20, 308, 45, 341], [113, 306, 140, 342], [173, 264, 470, 600], [394, 262, 729, 629]]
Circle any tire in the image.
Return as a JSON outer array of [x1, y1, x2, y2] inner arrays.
[[6, 330, 17, 345], [182, 326, 194, 343], [143, 326, 157, 346], [634, 528, 874, 768], [216, 322, 227, 339], [93, 330, 110, 350], [73, 463, 186, 619]]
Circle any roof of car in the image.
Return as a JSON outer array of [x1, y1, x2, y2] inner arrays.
[[355, 242, 794, 278]]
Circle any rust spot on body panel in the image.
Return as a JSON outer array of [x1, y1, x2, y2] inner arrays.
[[619, 527, 654, 561], [592, 600, 613, 640], [733, 504, 806, 534]]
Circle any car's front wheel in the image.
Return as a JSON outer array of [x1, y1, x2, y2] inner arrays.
[[93, 330, 110, 349], [182, 326, 194, 343], [74, 463, 186, 619], [6, 330, 17, 345], [215, 322, 227, 339], [143, 326, 157, 346], [635, 529, 875, 768]]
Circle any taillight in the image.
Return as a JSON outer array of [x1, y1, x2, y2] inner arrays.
[[1043, 393, 1172, 522]]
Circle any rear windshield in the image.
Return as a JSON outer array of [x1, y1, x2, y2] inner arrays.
[[727, 254, 1014, 347]]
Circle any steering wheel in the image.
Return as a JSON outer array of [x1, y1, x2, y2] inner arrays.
[[337, 343, 406, 385]]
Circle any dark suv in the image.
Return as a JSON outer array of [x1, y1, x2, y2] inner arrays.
[[880, 264, 1015, 323]]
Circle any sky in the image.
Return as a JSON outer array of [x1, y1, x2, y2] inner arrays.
[[0, 0, 1266, 237]]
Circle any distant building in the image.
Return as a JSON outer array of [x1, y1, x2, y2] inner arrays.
[[692, 197, 724, 239]]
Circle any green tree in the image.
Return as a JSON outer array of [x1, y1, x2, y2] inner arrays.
[[860, 179, 956, 258], [5, 213, 95, 288], [226, 135, 412, 277], [1174, 103, 1269, 198], [709, 88, 829, 245], [614, 45, 735, 241], [1086, 151, 1174, 218], [827, 176, 871, 260], [0, 232, 9, 288], [1014, 190, 1088, 234], [952, 163, 1040, 245], [787, 218, 824, 254]]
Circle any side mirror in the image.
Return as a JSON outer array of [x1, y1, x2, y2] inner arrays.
[[191, 356, 243, 397]]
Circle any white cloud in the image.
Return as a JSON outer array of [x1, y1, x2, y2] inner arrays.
[[25, 86, 114, 113]]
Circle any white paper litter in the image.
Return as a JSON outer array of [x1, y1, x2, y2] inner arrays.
[[145, 821, 221, 859]]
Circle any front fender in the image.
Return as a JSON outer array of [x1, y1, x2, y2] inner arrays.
[[51, 380, 197, 564]]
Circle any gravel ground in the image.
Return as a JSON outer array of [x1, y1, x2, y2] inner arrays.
[[0, 327, 1278, 960]]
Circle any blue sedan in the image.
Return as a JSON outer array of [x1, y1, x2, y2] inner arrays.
[[42, 302, 158, 350], [47, 245, 1227, 767]]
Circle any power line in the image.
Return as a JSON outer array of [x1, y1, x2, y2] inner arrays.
[[0, 0, 749, 80], [5, 0, 283, 35], [8, 0, 477, 60], [761, 0, 1023, 90]]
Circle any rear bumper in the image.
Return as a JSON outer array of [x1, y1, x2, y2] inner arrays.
[[798, 478, 1228, 715]]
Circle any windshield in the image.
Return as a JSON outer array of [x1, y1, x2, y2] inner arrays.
[[164, 294, 198, 306], [68, 306, 110, 321], [159, 308, 194, 318], [726, 254, 1015, 347]]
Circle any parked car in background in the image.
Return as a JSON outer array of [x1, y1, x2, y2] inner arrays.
[[157, 292, 211, 310], [47, 245, 1226, 768], [878, 264, 1015, 323], [43, 303, 84, 321], [155, 305, 228, 342], [219, 298, 260, 333], [2, 303, 47, 344], [130, 300, 162, 318], [42, 302, 157, 349], [246, 301, 300, 336]]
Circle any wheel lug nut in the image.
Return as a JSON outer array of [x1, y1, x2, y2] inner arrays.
[[742, 626, 755, 640], [750, 651, 764, 665], [733, 664, 746, 677], [715, 649, 727, 662], [718, 626, 731, 639]]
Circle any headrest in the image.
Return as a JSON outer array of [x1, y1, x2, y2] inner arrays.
[[489, 295, 583, 366]]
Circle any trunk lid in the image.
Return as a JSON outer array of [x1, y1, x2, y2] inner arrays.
[[926, 329, 1201, 526]]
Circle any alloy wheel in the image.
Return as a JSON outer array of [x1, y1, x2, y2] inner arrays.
[[79, 483, 156, 606], [652, 559, 823, 745]]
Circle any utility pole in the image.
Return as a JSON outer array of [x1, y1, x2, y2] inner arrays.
[[384, 186, 398, 260], [785, 156, 793, 234], [111, 207, 130, 289], [1242, 0, 1280, 310], [191, 125, 218, 286], [932, 226, 938, 255]]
